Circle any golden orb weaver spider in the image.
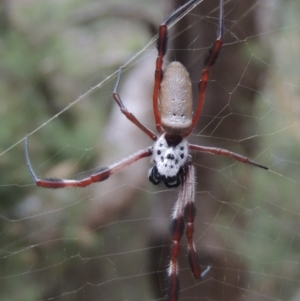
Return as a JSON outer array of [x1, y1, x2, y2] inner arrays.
[[25, 0, 268, 300]]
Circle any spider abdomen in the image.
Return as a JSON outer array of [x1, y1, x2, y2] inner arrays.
[[160, 62, 193, 135]]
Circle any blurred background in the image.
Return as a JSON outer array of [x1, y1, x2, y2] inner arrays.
[[1, 0, 300, 300]]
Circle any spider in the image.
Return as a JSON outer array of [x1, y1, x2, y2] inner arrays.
[[25, 0, 268, 300]]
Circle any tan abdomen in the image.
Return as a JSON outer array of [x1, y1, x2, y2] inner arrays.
[[160, 62, 193, 135]]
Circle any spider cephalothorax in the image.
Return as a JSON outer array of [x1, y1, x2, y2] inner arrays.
[[148, 134, 189, 188]]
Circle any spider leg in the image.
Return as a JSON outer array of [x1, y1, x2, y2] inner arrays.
[[183, 162, 211, 279], [168, 206, 185, 301], [153, 0, 202, 134], [113, 67, 157, 141], [185, 0, 224, 136], [189, 144, 268, 170], [25, 135, 153, 188], [168, 160, 209, 301], [183, 163, 201, 278]]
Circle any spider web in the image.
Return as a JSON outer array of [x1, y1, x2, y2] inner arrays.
[[1, 0, 300, 300]]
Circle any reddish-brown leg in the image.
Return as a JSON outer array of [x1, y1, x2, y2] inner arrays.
[[183, 163, 202, 279], [167, 161, 209, 301], [185, 0, 224, 137], [113, 67, 157, 141], [25, 135, 153, 188], [189, 143, 268, 170], [168, 214, 184, 301]]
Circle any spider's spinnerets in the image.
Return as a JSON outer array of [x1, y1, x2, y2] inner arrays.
[[148, 134, 189, 188]]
